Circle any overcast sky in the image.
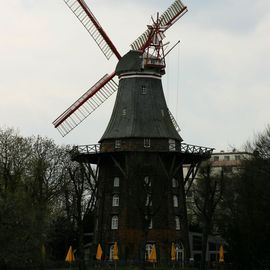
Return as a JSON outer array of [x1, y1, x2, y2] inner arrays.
[[1, 0, 269, 152]]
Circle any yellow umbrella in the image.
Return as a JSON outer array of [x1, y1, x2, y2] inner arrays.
[[96, 243, 103, 261], [113, 241, 119, 260], [148, 244, 157, 263], [171, 242, 176, 261], [219, 245, 224, 263], [65, 246, 75, 263]]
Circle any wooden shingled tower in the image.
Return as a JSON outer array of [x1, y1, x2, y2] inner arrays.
[[53, 0, 213, 265]]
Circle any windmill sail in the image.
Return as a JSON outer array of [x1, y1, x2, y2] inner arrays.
[[131, 0, 187, 51], [53, 73, 118, 137], [168, 109, 181, 133], [63, 0, 121, 60], [159, 0, 187, 27]]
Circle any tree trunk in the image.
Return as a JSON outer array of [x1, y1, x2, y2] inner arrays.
[[78, 221, 86, 270], [200, 224, 210, 270]]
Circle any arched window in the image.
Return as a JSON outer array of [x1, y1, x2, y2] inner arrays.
[[173, 195, 179, 207], [109, 244, 114, 260], [144, 176, 151, 186], [145, 243, 153, 260], [113, 177, 120, 187], [175, 216, 180, 230], [175, 242, 184, 265], [111, 216, 118, 230], [172, 178, 178, 188], [112, 194, 119, 207]]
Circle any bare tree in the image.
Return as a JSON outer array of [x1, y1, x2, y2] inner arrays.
[[193, 162, 224, 270], [65, 161, 98, 270]]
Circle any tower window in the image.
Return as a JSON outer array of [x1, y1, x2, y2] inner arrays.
[[109, 245, 114, 260], [115, 140, 121, 149], [145, 216, 153, 229], [175, 216, 180, 230], [145, 244, 153, 260], [175, 242, 184, 262], [169, 139, 176, 151], [144, 138, 151, 148], [112, 194, 119, 207], [161, 109, 165, 117], [144, 176, 151, 187], [113, 177, 120, 187], [145, 193, 152, 206], [141, 85, 147, 94], [149, 218, 153, 229], [172, 178, 178, 188], [111, 215, 119, 230], [173, 195, 179, 207], [122, 108, 126, 116]]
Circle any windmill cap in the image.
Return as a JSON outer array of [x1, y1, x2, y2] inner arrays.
[[115, 50, 143, 75]]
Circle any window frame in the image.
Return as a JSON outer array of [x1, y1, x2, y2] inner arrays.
[[175, 216, 180, 230], [144, 138, 151, 148], [169, 139, 176, 151], [115, 139, 121, 149], [145, 243, 153, 260], [172, 177, 178, 188], [141, 85, 147, 95], [111, 215, 119, 230], [112, 194, 119, 207], [144, 176, 151, 187], [145, 193, 152, 207], [173, 195, 179, 207], [113, 177, 120, 187]]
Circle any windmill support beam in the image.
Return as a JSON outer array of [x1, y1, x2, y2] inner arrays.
[[184, 161, 202, 196]]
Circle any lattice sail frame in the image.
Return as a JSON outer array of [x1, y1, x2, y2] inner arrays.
[[63, 0, 121, 60], [53, 73, 118, 136], [130, 0, 187, 51]]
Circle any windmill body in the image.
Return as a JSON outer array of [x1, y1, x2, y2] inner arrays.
[[54, 0, 213, 265]]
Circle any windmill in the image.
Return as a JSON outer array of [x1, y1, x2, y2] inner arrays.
[[53, 0, 213, 264], [53, 0, 187, 136]]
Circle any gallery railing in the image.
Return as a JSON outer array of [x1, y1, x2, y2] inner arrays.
[[70, 142, 214, 157]]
